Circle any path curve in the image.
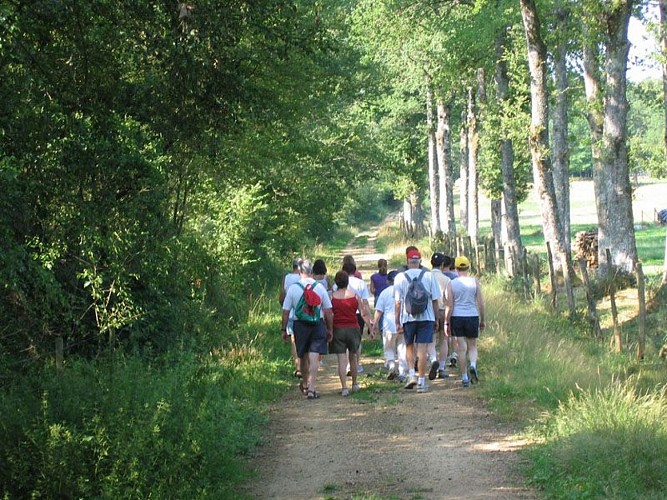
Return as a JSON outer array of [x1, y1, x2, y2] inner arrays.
[[243, 221, 536, 499]]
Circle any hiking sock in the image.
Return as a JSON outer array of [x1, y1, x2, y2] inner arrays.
[[418, 376, 425, 387]]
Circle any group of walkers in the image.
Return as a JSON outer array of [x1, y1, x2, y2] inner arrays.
[[280, 246, 485, 399]]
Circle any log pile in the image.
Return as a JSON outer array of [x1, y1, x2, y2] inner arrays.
[[573, 230, 598, 268]]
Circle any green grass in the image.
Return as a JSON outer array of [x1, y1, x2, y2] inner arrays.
[[476, 277, 667, 498]]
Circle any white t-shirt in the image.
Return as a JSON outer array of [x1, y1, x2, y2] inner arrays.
[[431, 268, 451, 311], [282, 277, 332, 318], [394, 268, 442, 323], [374, 285, 397, 333], [284, 272, 301, 320]]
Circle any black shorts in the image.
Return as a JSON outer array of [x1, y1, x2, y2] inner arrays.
[[293, 319, 328, 357], [450, 316, 479, 339]]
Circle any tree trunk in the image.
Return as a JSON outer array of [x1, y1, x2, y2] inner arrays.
[[552, 7, 571, 249], [436, 97, 456, 237], [426, 81, 440, 235], [412, 191, 426, 238], [598, 0, 638, 273], [459, 108, 469, 232], [519, 0, 570, 270], [402, 198, 414, 237], [467, 85, 479, 240], [661, 1, 667, 167], [495, 32, 524, 276]]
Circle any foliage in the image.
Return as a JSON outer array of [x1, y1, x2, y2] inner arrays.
[[0, 296, 289, 498], [0, 1, 380, 366]]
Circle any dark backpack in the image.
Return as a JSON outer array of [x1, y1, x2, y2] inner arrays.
[[404, 269, 429, 315], [294, 283, 322, 323]]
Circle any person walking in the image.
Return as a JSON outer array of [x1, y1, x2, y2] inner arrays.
[[339, 257, 372, 374], [330, 271, 374, 396], [281, 259, 333, 399], [394, 248, 441, 393], [369, 258, 389, 305], [313, 259, 333, 297], [430, 252, 453, 380], [450, 256, 486, 387], [372, 270, 408, 380], [279, 258, 303, 378]]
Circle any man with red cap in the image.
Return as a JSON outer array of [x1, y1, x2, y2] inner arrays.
[[394, 247, 442, 393]]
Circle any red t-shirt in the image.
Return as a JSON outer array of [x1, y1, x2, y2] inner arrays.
[[332, 296, 360, 328]]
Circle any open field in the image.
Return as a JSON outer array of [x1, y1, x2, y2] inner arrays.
[[475, 178, 667, 274]]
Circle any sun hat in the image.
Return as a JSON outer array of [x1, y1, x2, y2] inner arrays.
[[407, 249, 421, 261], [455, 255, 470, 270]]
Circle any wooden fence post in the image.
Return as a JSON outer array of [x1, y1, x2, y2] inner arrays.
[[522, 248, 532, 300], [532, 254, 542, 295], [577, 258, 602, 338], [562, 250, 577, 319], [605, 249, 622, 352], [546, 242, 557, 311], [636, 261, 646, 360]]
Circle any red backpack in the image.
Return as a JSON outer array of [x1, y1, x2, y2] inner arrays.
[[294, 283, 322, 323]]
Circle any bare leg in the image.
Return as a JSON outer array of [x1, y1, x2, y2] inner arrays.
[[405, 343, 415, 373], [349, 351, 358, 388], [416, 343, 429, 378], [337, 353, 349, 391], [467, 338, 478, 366], [291, 335, 300, 374], [438, 331, 448, 366], [307, 352, 319, 392], [457, 337, 468, 380]]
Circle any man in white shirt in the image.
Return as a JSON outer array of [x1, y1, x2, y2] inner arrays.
[[394, 248, 442, 393]]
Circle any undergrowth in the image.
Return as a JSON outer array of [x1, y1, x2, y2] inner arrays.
[[478, 276, 667, 498]]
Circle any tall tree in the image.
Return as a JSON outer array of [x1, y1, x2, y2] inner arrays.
[[519, 0, 571, 272], [494, 29, 525, 275], [435, 97, 457, 237], [551, 5, 572, 247], [427, 80, 441, 235]]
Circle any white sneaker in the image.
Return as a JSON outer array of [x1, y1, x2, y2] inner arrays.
[[357, 364, 364, 373], [417, 383, 429, 393], [404, 376, 418, 389]]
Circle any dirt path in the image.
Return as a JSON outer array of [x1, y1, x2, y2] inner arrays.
[[243, 223, 536, 499]]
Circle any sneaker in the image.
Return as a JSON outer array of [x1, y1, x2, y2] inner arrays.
[[437, 369, 449, 379], [417, 384, 429, 393], [404, 376, 418, 390], [357, 364, 364, 374], [341, 388, 350, 397], [462, 378, 470, 388], [387, 368, 398, 380], [428, 360, 440, 381], [396, 374, 407, 383], [470, 366, 479, 384], [346, 370, 351, 377], [449, 354, 458, 368], [351, 384, 360, 393]]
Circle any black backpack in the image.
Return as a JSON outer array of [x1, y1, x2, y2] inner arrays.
[[404, 269, 429, 315]]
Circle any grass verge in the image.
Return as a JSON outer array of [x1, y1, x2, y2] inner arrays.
[[478, 276, 667, 498]]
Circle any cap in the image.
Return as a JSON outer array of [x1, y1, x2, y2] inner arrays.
[[455, 256, 470, 270], [431, 252, 445, 268], [387, 270, 399, 283], [407, 249, 421, 261]]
